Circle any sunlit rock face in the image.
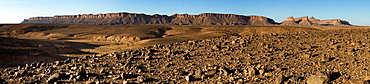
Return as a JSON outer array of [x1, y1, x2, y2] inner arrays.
[[21, 12, 277, 25], [21, 12, 350, 26], [281, 16, 351, 26]]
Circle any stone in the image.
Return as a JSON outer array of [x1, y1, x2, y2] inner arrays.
[[47, 73, 63, 83], [99, 69, 105, 73], [25, 64, 30, 69], [55, 61, 61, 65], [120, 80, 128, 84], [205, 70, 217, 76], [15, 70, 28, 77], [365, 76, 370, 84], [187, 69, 194, 76], [306, 72, 329, 84], [185, 75, 195, 82], [219, 67, 229, 76], [120, 73, 126, 79], [71, 67, 78, 70], [63, 58, 72, 64], [4, 25, 370, 84], [258, 69, 265, 75], [349, 79, 363, 84], [137, 76, 146, 83], [236, 80, 243, 84], [248, 68, 256, 75], [85, 80, 95, 84], [234, 69, 241, 75], [112, 76, 120, 80], [212, 45, 221, 50], [182, 56, 189, 60], [365, 76, 370, 81], [144, 56, 151, 60], [0, 79, 7, 84], [229, 77, 235, 81], [194, 68, 202, 78], [77, 66, 87, 77], [302, 54, 311, 58], [274, 75, 284, 84]]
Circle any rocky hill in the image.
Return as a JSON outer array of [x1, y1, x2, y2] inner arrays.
[[21, 12, 351, 26], [281, 16, 351, 26]]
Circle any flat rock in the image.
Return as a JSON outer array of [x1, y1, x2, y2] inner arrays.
[[306, 72, 329, 84], [205, 70, 217, 76]]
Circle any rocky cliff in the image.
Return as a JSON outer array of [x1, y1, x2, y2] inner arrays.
[[280, 16, 350, 26], [21, 12, 351, 26], [21, 12, 277, 25]]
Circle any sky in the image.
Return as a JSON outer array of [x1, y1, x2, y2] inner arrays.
[[0, 0, 369, 25]]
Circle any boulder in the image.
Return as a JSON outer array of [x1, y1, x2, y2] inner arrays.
[[306, 72, 329, 84]]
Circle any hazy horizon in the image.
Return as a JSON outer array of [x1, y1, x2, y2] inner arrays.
[[1, 0, 369, 25]]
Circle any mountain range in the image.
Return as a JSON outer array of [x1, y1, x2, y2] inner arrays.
[[21, 12, 351, 26]]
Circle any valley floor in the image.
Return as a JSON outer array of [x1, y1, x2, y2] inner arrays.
[[0, 24, 370, 83]]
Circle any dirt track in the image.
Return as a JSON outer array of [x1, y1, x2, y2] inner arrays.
[[2, 28, 370, 83]]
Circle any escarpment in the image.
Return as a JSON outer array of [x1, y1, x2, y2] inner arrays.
[[21, 13, 277, 25], [21, 12, 351, 26]]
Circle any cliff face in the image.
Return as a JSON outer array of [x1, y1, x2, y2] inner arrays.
[[21, 13, 277, 25], [21, 12, 351, 26], [280, 16, 350, 26]]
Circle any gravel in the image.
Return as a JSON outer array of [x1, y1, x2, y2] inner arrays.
[[2, 29, 370, 83]]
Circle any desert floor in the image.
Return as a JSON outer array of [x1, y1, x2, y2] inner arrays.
[[0, 24, 370, 83]]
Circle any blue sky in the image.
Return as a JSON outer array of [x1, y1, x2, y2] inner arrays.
[[0, 0, 369, 25]]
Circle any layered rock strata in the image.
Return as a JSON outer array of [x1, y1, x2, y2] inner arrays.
[[21, 13, 277, 25], [281, 16, 350, 26], [22, 12, 351, 26]]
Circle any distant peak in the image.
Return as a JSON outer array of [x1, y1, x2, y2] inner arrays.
[[285, 17, 295, 21], [309, 16, 316, 19]]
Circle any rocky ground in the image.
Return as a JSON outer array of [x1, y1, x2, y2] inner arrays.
[[2, 28, 370, 84]]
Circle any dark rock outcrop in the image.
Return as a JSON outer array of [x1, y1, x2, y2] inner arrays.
[[21, 12, 277, 25]]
